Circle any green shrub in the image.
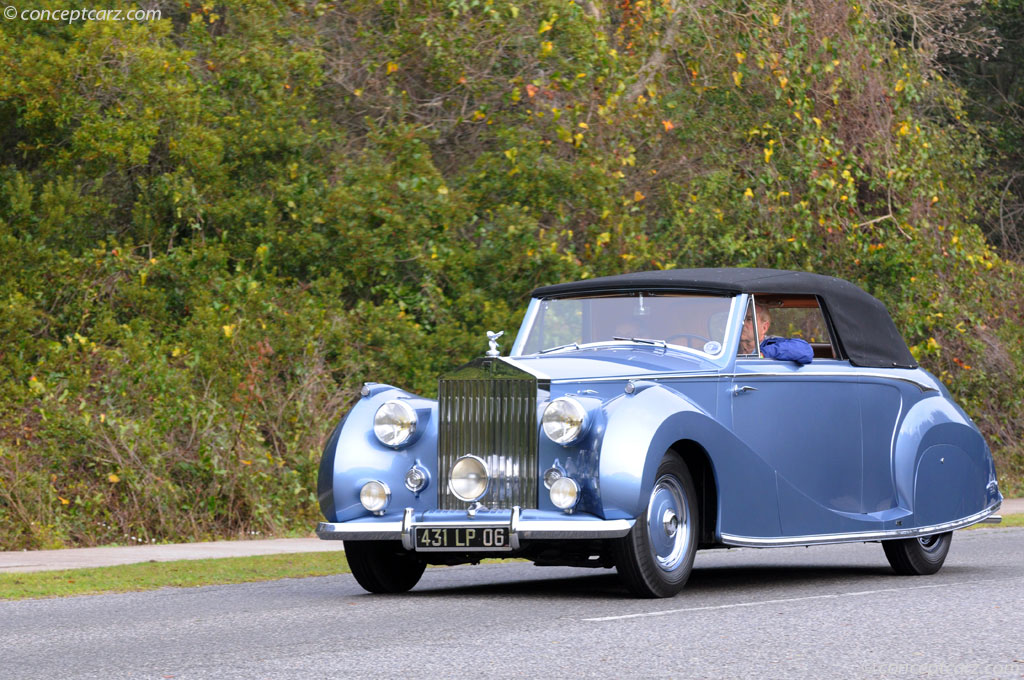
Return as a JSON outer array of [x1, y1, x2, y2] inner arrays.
[[0, 0, 1022, 547]]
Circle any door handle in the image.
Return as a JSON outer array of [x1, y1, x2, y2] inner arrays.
[[731, 385, 758, 396]]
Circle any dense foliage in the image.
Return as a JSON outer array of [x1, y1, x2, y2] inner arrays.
[[1, 0, 1021, 549]]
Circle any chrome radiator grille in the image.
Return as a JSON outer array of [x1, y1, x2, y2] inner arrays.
[[437, 359, 538, 510]]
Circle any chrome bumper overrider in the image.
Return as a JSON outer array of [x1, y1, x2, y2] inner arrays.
[[316, 506, 635, 551]]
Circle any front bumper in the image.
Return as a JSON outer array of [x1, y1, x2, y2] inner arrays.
[[316, 507, 635, 551]]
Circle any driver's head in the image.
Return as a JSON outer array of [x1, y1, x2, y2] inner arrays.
[[740, 303, 771, 353]]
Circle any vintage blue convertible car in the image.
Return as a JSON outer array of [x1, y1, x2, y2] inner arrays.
[[316, 268, 1003, 597]]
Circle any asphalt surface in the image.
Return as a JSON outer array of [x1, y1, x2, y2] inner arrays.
[[2, 527, 1021, 679]]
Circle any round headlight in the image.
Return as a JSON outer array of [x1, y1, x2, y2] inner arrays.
[[373, 400, 417, 447], [549, 477, 580, 510], [360, 480, 390, 514], [449, 455, 489, 502], [542, 397, 589, 445], [405, 464, 429, 493]]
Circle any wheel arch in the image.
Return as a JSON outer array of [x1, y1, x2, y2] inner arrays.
[[667, 439, 719, 548]]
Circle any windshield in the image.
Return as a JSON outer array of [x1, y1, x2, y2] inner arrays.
[[516, 293, 735, 357]]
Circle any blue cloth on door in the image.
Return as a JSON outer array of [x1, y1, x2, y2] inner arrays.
[[760, 336, 813, 364]]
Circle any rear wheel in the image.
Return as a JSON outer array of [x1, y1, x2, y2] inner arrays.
[[882, 532, 952, 575], [345, 541, 426, 593], [615, 453, 699, 598]]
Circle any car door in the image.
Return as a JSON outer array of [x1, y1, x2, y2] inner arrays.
[[730, 295, 865, 536]]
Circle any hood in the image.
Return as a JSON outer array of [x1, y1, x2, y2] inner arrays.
[[505, 346, 717, 381]]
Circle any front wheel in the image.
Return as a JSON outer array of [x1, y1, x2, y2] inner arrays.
[[615, 453, 699, 598], [345, 541, 426, 593], [882, 532, 952, 575]]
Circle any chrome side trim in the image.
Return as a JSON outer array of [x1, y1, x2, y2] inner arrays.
[[549, 371, 719, 384], [547, 370, 938, 392], [729, 371, 939, 393], [720, 503, 1002, 548]]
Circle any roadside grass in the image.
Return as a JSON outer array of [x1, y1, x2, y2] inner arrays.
[[965, 514, 1024, 529], [0, 552, 350, 601], [0, 553, 531, 601]]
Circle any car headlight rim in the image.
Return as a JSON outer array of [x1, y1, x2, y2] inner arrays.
[[542, 397, 589, 445], [373, 399, 418, 448], [448, 454, 490, 502]]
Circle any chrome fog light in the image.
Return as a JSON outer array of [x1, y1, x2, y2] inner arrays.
[[360, 480, 390, 514], [449, 455, 489, 502], [373, 400, 417, 447], [405, 464, 429, 493], [549, 477, 580, 510]]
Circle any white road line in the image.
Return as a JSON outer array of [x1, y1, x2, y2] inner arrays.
[[581, 576, 1023, 622]]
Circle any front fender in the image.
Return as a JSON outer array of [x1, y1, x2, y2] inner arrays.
[[319, 384, 439, 522], [597, 382, 782, 538]]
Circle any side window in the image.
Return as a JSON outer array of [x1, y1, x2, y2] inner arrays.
[[758, 295, 838, 359]]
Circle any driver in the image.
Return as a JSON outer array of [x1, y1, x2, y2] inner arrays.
[[739, 304, 771, 355]]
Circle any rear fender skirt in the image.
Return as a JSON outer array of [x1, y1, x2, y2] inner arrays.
[[893, 396, 1000, 520]]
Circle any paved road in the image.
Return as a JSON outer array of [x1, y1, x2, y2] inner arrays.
[[2, 528, 1022, 679]]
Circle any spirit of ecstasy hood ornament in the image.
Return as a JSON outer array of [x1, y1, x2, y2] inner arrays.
[[485, 330, 504, 357]]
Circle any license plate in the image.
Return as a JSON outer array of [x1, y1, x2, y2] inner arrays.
[[414, 526, 511, 551]]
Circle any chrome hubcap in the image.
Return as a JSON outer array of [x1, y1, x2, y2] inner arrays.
[[663, 509, 678, 538], [646, 475, 690, 572]]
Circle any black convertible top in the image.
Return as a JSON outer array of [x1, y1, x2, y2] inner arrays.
[[531, 268, 917, 369]]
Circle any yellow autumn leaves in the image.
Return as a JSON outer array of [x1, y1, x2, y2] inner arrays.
[[53, 471, 120, 507]]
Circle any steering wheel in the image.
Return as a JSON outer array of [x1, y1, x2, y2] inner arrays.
[[665, 332, 712, 348]]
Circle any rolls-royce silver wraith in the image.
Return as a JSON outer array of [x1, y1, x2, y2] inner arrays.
[[316, 268, 1003, 597]]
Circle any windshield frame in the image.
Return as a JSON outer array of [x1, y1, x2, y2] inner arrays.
[[509, 293, 740, 363]]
